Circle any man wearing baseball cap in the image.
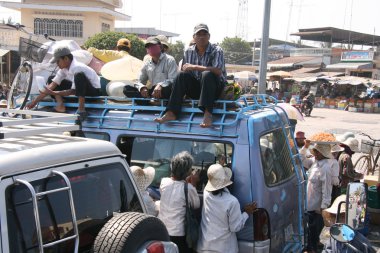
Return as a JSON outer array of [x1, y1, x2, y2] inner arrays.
[[123, 37, 177, 104], [155, 23, 227, 128], [27, 46, 100, 120], [87, 38, 131, 63]]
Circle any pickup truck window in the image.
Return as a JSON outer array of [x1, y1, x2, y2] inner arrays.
[[118, 136, 233, 192], [260, 128, 295, 186], [6, 163, 141, 253]]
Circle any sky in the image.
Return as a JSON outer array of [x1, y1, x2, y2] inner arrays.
[[1, 0, 379, 45]]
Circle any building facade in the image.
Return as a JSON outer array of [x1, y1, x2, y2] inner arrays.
[[0, 0, 130, 48]]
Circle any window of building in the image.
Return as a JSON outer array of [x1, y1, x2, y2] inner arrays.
[[101, 23, 111, 32], [34, 18, 83, 38]]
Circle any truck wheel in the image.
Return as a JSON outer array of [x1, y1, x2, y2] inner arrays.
[[92, 212, 170, 253]]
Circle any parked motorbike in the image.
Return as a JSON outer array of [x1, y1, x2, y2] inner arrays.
[[322, 182, 376, 253], [301, 98, 313, 117]]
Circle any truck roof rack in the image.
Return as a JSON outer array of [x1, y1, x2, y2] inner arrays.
[[0, 109, 80, 139], [37, 94, 282, 137]]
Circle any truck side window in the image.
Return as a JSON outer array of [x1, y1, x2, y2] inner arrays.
[[260, 129, 295, 186]]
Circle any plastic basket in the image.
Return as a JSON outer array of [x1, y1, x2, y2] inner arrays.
[[18, 37, 48, 63], [361, 139, 380, 154]]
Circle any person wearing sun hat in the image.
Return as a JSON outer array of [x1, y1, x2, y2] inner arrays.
[[130, 166, 158, 216], [197, 164, 257, 253], [87, 38, 131, 63], [338, 137, 363, 194], [305, 143, 333, 252], [330, 144, 345, 202]]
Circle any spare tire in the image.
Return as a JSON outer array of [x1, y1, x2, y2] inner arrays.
[[92, 212, 170, 253]]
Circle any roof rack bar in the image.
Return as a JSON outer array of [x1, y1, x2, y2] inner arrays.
[[0, 109, 80, 139], [1, 124, 79, 139]]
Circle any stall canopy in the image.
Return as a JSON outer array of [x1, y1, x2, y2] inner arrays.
[[267, 56, 319, 69], [326, 62, 373, 70], [267, 70, 292, 78], [291, 27, 380, 46]]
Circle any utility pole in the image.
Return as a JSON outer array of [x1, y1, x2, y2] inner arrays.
[[258, 0, 271, 94]]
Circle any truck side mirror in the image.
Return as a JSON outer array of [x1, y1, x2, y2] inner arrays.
[[330, 223, 355, 243], [345, 182, 368, 230]]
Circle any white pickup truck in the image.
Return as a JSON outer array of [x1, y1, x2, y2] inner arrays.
[[0, 109, 178, 253]]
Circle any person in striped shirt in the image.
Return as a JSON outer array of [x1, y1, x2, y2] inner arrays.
[[154, 23, 227, 128]]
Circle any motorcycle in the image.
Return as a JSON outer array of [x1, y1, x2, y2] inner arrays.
[[322, 182, 376, 253], [301, 98, 313, 117]]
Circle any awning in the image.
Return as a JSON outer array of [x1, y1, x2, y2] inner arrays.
[[334, 76, 369, 86], [326, 62, 373, 70], [267, 56, 318, 69], [0, 49, 10, 57]]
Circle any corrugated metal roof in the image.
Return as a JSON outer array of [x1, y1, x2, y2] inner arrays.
[[291, 27, 380, 46]]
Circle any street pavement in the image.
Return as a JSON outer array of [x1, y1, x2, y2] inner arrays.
[[294, 108, 380, 252]]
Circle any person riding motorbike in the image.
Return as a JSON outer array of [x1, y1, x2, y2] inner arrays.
[[302, 92, 315, 116]]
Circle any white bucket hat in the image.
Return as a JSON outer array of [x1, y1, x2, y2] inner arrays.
[[312, 143, 334, 159], [325, 194, 347, 214], [341, 137, 360, 152], [130, 166, 155, 192], [205, 164, 233, 192], [336, 132, 355, 143], [331, 144, 344, 153]]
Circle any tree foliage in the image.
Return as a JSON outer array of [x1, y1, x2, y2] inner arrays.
[[220, 37, 252, 64], [168, 40, 185, 64], [83, 31, 146, 60]]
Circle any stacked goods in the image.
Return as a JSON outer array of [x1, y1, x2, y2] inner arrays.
[[328, 99, 337, 109], [309, 132, 337, 143], [338, 100, 348, 110], [373, 99, 380, 113], [356, 100, 364, 112], [363, 100, 374, 113]]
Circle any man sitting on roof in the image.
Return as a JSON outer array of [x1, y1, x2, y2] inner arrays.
[[26, 46, 100, 121], [154, 23, 226, 128]]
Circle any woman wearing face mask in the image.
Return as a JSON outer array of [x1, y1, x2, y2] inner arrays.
[[123, 37, 178, 105]]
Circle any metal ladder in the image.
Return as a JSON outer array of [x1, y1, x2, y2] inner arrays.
[[15, 170, 79, 253], [0, 108, 79, 139]]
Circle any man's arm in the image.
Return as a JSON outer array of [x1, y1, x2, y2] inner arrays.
[[26, 82, 59, 109], [182, 64, 222, 76]]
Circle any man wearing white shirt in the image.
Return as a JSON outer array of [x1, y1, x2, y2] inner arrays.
[[27, 46, 100, 120]]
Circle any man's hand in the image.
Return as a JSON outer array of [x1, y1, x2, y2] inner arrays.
[[25, 100, 37, 110], [186, 169, 200, 188], [152, 84, 162, 99], [243, 202, 258, 214], [140, 87, 149, 98], [41, 86, 57, 96], [182, 63, 195, 72], [304, 139, 311, 149]]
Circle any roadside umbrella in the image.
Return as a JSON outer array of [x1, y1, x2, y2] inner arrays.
[[277, 103, 304, 121], [231, 71, 258, 81], [267, 71, 292, 78]]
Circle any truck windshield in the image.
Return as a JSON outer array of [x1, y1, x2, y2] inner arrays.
[[6, 163, 141, 253]]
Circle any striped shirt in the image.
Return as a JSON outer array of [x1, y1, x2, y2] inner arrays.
[[182, 43, 227, 83]]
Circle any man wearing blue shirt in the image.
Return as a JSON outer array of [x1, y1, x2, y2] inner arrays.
[[154, 23, 226, 128]]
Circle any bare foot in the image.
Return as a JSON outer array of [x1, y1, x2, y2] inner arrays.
[[154, 111, 176, 123], [200, 112, 213, 128], [54, 104, 66, 113]]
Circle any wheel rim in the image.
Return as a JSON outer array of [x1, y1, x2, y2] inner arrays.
[[7, 63, 33, 113]]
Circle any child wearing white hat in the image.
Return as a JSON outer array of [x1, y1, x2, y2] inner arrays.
[[197, 164, 257, 253]]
